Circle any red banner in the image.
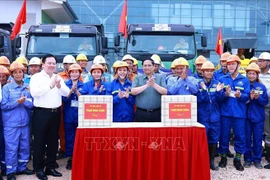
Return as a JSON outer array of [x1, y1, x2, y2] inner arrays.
[[84, 104, 107, 120], [169, 103, 191, 119]]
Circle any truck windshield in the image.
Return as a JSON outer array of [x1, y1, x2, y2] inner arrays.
[[27, 34, 96, 56], [127, 34, 195, 56]]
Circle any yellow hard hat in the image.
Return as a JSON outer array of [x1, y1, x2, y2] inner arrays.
[[112, 60, 121, 68], [76, 53, 88, 61], [133, 58, 138, 65], [220, 52, 231, 61], [246, 62, 260, 73], [249, 57, 258, 64], [201, 61, 215, 71], [15, 56, 28, 66], [0, 56, 10, 65], [170, 58, 178, 69], [68, 63, 82, 74], [174, 57, 189, 68], [195, 55, 207, 65], [151, 54, 161, 64], [90, 64, 104, 74], [122, 54, 134, 62], [115, 61, 129, 69], [0, 65, 10, 75], [10, 61, 25, 72], [227, 55, 241, 64]]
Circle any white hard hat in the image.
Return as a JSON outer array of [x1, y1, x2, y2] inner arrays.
[[63, 55, 76, 64], [29, 57, 41, 65], [122, 54, 134, 62], [258, 52, 270, 60], [93, 55, 106, 64]]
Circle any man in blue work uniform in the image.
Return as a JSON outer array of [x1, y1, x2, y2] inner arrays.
[[197, 61, 224, 171], [167, 57, 198, 95], [214, 52, 231, 81], [218, 55, 250, 171], [193, 55, 207, 82], [2, 62, 34, 180], [244, 63, 268, 169], [109, 61, 135, 122], [63, 64, 84, 170]]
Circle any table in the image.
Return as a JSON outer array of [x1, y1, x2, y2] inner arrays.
[[72, 126, 210, 180]]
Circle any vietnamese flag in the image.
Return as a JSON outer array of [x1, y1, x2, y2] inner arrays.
[[215, 27, 223, 56], [118, 0, 127, 38], [10, 0, 26, 40]]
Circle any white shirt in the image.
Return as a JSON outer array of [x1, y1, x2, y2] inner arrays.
[[30, 70, 70, 108]]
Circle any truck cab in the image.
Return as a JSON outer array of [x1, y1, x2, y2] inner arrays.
[[25, 24, 108, 71], [0, 23, 21, 62], [115, 24, 207, 72]]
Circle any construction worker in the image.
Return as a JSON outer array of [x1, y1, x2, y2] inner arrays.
[[57, 54, 76, 160], [193, 55, 207, 82], [257, 52, 270, 169], [244, 63, 268, 169], [0, 66, 9, 178], [151, 54, 166, 80], [249, 56, 258, 64], [167, 57, 198, 95], [218, 55, 250, 171], [133, 58, 139, 74], [109, 61, 135, 122], [112, 60, 121, 78], [166, 58, 178, 84], [80, 64, 110, 95], [24, 57, 41, 86], [0, 56, 10, 69], [15, 56, 28, 78], [214, 52, 231, 80], [76, 53, 90, 82], [62, 64, 84, 170], [85, 55, 112, 82], [122, 54, 137, 82], [58, 55, 76, 82], [1, 62, 34, 180], [197, 61, 224, 171]]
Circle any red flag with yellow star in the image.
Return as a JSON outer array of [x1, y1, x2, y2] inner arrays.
[[215, 27, 223, 56], [118, 0, 127, 38], [10, 0, 26, 40]]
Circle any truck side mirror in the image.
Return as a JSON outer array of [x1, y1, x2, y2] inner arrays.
[[114, 35, 120, 47], [201, 35, 207, 48], [102, 37, 108, 49], [16, 37, 21, 48], [0, 36, 4, 48]]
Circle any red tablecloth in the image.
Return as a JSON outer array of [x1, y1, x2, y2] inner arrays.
[[72, 127, 210, 180]]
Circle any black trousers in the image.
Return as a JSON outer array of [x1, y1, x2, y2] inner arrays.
[[32, 107, 60, 171], [135, 108, 161, 122]]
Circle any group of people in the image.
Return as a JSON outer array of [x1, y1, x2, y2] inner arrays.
[[0, 50, 270, 179]]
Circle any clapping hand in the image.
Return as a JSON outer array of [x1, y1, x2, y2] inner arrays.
[[225, 85, 231, 97], [200, 82, 207, 91], [234, 89, 241, 98], [17, 95, 26, 104], [216, 82, 224, 92]]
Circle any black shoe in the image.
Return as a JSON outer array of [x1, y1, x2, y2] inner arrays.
[[16, 168, 34, 175], [1, 170, 6, 176], [56, 150, 66, 160], [55, 162, 59, 169], [233, 159, 244, 171], [264, 163, 270, 169], [0, 175, 3, 180], [36, 171, 48, 180], [7, 173, 16, 180], [210, 159, 219, 171], [66, 157, 72, 170], [226, 150, 234, 158], [219, 156, 227, 168], [45, 168, 62, 177]]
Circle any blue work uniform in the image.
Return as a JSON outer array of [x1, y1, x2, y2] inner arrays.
[[196, 79, 222, 144], [109, 78, 135, 122], [244, 82, 268, 163], [1, 81, 33, 175], [0, 108, 5, 172], [86, 72, 112, 83], [213, 68, 229, 81], [167, 76, 199, 95], [192, 72, 204, 83], [218, 73, 250, 155], [80, 79, 110, 95], [62, 80, 84, 157]]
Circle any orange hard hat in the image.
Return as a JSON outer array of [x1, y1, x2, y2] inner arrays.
[[195, 55, 207, 65], [90, 64, 104, 74], [0, 56, 10, 65], [10, 61, 25, 72], [220, 52, 231, 61], [68, 63, 82, 74], [201, 61, 215, 71], [227, 55, 241, 64], [0, 65, 10, 76], [246, 62, 260, 73]]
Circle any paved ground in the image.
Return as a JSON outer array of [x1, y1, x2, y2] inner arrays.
[[2, 145, 270, 180]]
